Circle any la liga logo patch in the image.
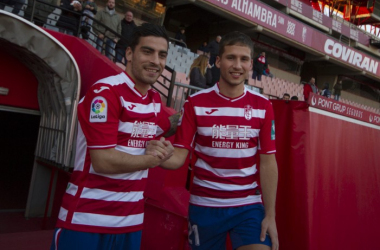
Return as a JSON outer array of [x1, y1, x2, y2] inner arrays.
[[90, 97, 107, 123], [92, 99, 106, 113]]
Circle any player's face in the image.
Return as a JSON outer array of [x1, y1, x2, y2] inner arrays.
[[216, 45, 252, 87], [126, 36, 168, 90]]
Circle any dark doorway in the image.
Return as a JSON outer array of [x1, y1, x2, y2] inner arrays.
[[0, 111, 40, 210]]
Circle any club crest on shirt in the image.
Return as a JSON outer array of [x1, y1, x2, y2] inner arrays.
[[90, 97, 107, 123], [244, 105, 252, 120]]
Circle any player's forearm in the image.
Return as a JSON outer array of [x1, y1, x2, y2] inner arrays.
[[160, 147, 189, 170], [260, 154, 278, 217], [90, 148, 160, 174]]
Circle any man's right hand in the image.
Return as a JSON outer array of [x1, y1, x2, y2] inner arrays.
[[146, 137, 174, 164]]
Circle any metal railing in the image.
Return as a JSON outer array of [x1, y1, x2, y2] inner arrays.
[[4, 0, 193, 110]]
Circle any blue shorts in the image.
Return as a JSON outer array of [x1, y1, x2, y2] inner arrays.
[[50, 228, 142, 250], [188, 204, 271, 250]]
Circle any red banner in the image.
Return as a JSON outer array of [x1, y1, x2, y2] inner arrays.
[[307, 93, 380, 126], [202, 0, 380, 76]]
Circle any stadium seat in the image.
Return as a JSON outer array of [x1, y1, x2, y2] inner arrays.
[[263, 84, 271, 95], [175, 72, 189, 84]]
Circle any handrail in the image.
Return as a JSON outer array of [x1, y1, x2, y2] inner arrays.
[[169, 37, 187, 48]]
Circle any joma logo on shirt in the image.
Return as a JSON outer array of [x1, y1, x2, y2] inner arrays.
[[205, 109, 218, 115], [128, 104, 136, 110]]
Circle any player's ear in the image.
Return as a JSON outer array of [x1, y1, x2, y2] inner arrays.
[[215, 56, 221, 69], [126, 46, 133, 63]]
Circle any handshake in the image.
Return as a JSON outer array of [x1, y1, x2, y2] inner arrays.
[[145, 137, 174, 166]]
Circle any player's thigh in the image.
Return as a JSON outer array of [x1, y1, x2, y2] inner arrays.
[[229, 204, 271, 249], [115, 230, 142, 250], [51, 228, 142, 250], [51, 228, 105, 250], [188, 205, 228, 250], [237, 244, 271, 250]]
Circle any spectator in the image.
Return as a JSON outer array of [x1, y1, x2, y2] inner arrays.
[[175, 25, 186, 47], [50, 23, 179, 250], [115, 10, 136, 64], [333, 80, 343, 101], [282, 93, 290, 101], [198, 41, 209, 54], [0, 0, 26, 15], [321, 83, 331, 98], [93, 0, 121, 61], [188, 55, 212, 94], [303, 77, 317, 101], [80, 0, 97, 28], [207, 35, 221, 66], [291, 95, 298, 101], [252, 51, 267, 81], [146, 31, 279, 250], [263, 64, 274, 78], [56, 0, 83, 36], [24, 0, 57, 27]]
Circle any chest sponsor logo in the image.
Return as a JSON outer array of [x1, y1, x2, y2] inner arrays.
[[90, 97, 107, 123], [212, 124, 252, 140], [211, 124, 255, 149], [205, 109, 218, 115], [244, 105, 252, 120], [93, 86, 110, 93], [131, 121, 157, 138]]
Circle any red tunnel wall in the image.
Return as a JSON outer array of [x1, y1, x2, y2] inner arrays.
[[0, 49, 39, 110], [272, 100, 380, 250]]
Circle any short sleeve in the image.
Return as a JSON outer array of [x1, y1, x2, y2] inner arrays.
[[173, 98, 197, 151], [78, 83, 121, 149], [258, 101, 276, 154]]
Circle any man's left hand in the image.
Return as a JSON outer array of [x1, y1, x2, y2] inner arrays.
[[260, 216, 279, 250]]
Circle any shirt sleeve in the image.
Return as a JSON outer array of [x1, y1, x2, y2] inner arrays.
[[173, 98, 197, 151], [258, 101, 276, 154], [78, 83, 121, 149]]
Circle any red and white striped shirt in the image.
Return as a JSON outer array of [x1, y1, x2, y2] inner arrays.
[[56, 72, 170, 234], [174, 84, 276, 207]]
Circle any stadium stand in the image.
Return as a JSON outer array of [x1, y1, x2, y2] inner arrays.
[[1, 4, 378, 112]]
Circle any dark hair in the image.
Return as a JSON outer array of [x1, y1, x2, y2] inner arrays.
[[129, 23, 169, 51], [218, 31, 254, 58], [283, 93, 290, 98], [291, 96, 298, 100]]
